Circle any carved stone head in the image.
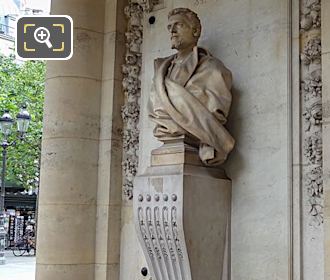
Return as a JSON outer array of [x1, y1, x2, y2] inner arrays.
[[167, 8, 201, 50]]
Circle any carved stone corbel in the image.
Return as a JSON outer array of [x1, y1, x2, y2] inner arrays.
[[134, 165, 231, 280]]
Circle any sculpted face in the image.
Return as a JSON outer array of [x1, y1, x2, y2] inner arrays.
[[167, 14, 197, 50]]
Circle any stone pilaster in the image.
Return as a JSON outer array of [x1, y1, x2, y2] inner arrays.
[[94, 0, 127, 279]]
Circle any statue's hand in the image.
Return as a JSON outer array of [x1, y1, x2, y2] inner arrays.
[[199, 144, 215, 161]]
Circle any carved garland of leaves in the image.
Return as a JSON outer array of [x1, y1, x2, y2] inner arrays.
[[122, 2, 144, 199], [300, 0, 321, 31], [300, 0, 323, 226], [122, 0, 161, 201]]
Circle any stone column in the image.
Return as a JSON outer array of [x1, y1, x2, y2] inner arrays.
[[36, 0, 105, 279]]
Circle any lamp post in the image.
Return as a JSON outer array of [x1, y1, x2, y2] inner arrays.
[[0, 106, 31, 265]]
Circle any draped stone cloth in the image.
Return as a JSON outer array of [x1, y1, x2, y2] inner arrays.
[[149, 46, 235, 166]]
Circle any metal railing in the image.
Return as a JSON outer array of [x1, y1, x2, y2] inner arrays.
[[0, 24, 15, 38]]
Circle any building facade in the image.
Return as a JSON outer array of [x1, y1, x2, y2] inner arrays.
[[36, 0, 330, 279]]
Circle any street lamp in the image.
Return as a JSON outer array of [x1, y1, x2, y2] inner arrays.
[[0, 106, 31, 264]]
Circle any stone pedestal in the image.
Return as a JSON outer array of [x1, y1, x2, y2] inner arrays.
[[134, 147, 231, 280]]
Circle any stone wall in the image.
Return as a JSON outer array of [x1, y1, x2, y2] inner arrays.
[[121, 0, 294, 279]]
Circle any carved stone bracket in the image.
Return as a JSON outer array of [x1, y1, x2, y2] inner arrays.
[[134, 175, 192, 280], [134, 165, 231, 280]]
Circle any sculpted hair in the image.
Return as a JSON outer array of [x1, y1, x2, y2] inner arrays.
[[168, 8, 201, 40]]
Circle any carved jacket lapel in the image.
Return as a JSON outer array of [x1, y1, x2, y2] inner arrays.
[[154, 46, 199, 88], [178, 46, 199, 87]]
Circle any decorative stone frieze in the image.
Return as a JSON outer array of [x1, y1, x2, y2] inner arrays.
[[304, 131, 322, 165], [300, 0, 321, 31], [301, 38, 322, 65], [122, 0, 164, 199], [131, 0, 161, 12], [301, 69, 322, 101], [122, 2, 144, 199], [306, 165, 323, 225], [300, 0, 323, 226]]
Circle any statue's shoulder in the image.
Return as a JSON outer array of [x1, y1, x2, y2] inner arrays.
[[197, 47, 226, 69], [197, 47, 231, 76], [154, 54, 175, 70]]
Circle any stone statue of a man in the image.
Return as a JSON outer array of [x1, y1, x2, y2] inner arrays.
[[149, 8, 235, 166]]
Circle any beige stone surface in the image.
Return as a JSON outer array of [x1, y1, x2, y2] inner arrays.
[[36, 204, 96, 264], [50, 0, 105, 33], [36, 264, 94, 280], [104, 0, 127, 34], [102, 33, 126, 82], [43, 78, 101, 140], [99, 79, 123, 141], [39, 138, 99, 205], [94, 263, 120, 280], [94, 2, 126, 279], [46, 29, 104, 81], [97, 139, 122, 206], [94, 204, 121, 264]]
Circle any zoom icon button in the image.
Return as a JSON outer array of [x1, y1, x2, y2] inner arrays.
[[16, 16, 73, 60]]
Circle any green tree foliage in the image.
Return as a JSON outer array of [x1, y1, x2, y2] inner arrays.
[[0, 54, 45, 189]]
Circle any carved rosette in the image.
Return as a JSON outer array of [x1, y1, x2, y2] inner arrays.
[[122, 2, 144, 199], [300, 0, 323, 225]]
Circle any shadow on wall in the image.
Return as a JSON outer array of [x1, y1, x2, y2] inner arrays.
[[224, 85, 245, 180]]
